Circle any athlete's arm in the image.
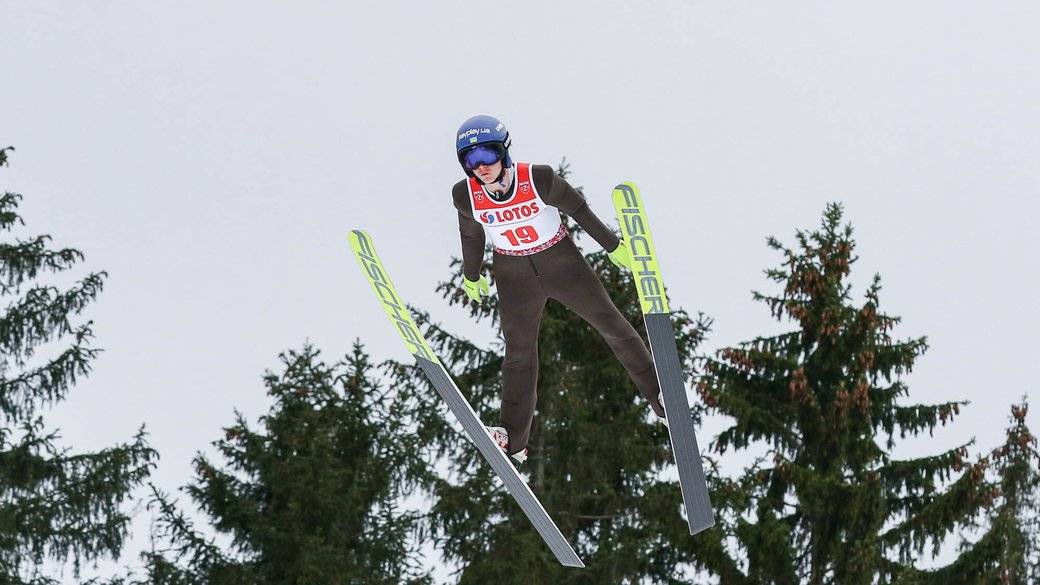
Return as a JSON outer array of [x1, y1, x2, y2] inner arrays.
[[532, 165, 621, 252], [452, 181, 486, 281]]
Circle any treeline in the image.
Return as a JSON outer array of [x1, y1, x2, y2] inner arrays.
[[2, 149, 1038, 584]]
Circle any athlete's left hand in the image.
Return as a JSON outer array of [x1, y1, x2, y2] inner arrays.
[[607, 240, 634, 271], [461, 274, 491, 304]]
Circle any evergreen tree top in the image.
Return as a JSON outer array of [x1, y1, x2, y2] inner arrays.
[[692, 203, 993, 584]]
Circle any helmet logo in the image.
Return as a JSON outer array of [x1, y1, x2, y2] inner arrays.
[[458, 128, 492, 140]]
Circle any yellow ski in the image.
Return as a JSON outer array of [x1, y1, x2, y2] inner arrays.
[[348, 229, 584, 568], [612, 182, 715, 535]]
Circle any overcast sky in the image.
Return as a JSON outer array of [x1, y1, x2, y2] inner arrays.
[[4, 1, 1039, 581]]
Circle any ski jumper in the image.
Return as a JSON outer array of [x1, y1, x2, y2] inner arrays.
[[451, 163, 663, 455]]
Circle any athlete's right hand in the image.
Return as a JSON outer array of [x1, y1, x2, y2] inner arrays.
[[607, 240, 635, 271], [462, 274, 491, 303]]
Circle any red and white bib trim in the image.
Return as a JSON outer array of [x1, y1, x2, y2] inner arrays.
[[493, 224, 568, 256]]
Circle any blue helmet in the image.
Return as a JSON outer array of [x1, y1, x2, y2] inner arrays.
[[456, 115, 513, 178]]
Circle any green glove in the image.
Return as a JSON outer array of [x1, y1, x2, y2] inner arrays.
[[607, 240, 634, 270], [461, 274, 491, 303]]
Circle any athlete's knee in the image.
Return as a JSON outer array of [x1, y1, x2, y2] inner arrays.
[[598, 317, 639, 341], [503, 348, 537, 369]]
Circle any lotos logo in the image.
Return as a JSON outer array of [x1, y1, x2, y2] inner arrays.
[[478, 202, 540, 224]]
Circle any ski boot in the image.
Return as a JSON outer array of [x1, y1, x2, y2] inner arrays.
[[652, 391, 669, 427], [486, 426, 528, 463]]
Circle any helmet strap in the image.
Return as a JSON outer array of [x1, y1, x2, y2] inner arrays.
[[493, 161, 510, 185]]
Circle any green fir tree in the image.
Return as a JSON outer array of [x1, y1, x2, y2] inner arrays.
[[0, 146, 157, 584], [898, 399, 1040, 584], [686, 203, 997, 584], [134, 342, 433, 585]]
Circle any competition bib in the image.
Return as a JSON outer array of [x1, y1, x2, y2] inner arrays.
[[467, 162, 566, 255]]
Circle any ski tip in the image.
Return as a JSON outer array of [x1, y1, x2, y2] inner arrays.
[[611, 182, 641, 208], [348, 229, 373, 253]]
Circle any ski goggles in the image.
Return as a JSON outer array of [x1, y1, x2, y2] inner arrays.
[[460, 142, 506, 170]]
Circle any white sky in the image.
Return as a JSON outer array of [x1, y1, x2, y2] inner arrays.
[[4, 1, 1039, 581]]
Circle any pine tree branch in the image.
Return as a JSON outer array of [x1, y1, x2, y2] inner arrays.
[[878, 399, 970, 443], [881, 457, 996, 561], [0, 273, 106, 365], [0, 235, 84, 294], [879, 440, 975, 498], [0, 324, 98, 423], [0, 423, 156, 577]]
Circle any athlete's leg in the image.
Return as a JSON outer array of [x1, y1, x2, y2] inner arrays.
[[535, 237, 665, 417], [493, 253, 549, 454]]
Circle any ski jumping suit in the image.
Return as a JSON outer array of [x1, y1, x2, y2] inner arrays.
[[452, 162, 663, 456]]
